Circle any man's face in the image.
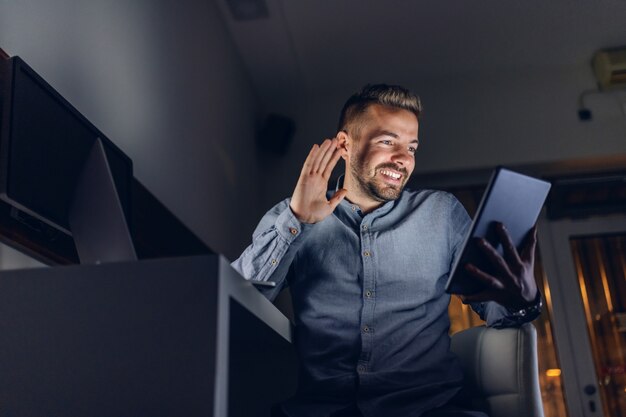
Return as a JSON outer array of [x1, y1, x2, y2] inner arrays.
[[344, 104, 419, 203]]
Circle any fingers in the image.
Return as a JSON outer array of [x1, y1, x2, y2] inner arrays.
[[310, 139, 331, 173], [329, 188, 348, 210], [300, 144, 319, 176], [310, 139, 335, 173], [463, 225, 540, 309], [461, 264, 507, 305], [496, 223, 522, 266], [465, 263, 506, 291], [460, 290, 500, 304], [520, 225, 538, 263], [322, 147, 343, 179], [475, 238, 513, 278], [316, 139, 338, 174], [300, 139, 338, 178]]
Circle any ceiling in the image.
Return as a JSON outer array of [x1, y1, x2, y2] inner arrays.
[[215, 0, 626, 115]]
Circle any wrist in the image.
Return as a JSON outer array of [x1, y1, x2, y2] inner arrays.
[[507, 291, 543, 320], [288, 203, 316, 225], [289, 202, 312, 224]]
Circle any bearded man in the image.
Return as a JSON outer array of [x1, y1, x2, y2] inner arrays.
[[232, 84, 541, 417]]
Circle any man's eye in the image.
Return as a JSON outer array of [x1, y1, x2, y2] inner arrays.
[[408, 146, 417, 153], [381, 140, 392, 145]]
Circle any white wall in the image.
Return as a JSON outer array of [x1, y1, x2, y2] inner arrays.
[[0, 0, 261, 261], [261, 65, 626, 208]]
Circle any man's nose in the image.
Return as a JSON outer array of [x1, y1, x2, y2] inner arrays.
[[391, 148, 411, 166]]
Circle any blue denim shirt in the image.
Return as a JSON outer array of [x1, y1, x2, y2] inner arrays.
[[232, 187, 522, 417]]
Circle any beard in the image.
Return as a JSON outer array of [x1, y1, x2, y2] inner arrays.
[[349, 158, 409, 203]]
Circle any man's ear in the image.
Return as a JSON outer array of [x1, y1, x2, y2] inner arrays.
[[336, 130, 350, 160]]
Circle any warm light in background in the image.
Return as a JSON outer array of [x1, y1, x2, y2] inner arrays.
[[546, 369, 562, 377]]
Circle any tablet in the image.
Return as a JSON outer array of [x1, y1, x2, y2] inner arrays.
[[445, 167, 551, 295]]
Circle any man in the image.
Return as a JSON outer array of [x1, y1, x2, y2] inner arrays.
[[232, 84, 541, 417]]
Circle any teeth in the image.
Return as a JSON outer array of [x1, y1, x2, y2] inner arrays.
[[380, 169, 401, 179]]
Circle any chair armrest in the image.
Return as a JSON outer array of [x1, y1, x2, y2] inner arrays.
[[450, 323, 544, 417]]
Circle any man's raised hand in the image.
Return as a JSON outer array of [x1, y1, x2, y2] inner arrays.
[[289, 138, 347, 224]]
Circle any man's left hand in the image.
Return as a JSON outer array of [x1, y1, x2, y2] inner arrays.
[[460, 223, 538, 310]]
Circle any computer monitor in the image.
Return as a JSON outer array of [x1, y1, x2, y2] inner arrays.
[[0, 55, 136, 264]]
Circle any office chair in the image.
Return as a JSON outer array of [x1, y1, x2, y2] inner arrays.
[[450, 323, 545, 417]]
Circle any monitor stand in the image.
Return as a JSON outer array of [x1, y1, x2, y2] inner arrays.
[[69, 138, 136, 264]]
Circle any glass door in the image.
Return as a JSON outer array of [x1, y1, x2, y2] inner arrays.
[[539, 214, 626, 417]]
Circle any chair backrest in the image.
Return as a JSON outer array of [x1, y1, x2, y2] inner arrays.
[[450, 323, 545, 417]]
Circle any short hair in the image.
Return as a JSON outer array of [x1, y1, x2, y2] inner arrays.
[[337, 84, 422, 136]]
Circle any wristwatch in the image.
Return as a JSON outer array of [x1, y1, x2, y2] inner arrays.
[[508, 292, 543, 320]]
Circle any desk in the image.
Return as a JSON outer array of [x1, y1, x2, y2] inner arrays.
[[0, 255, 297, 416]]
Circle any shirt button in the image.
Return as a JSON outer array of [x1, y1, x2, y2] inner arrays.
[[365, 290, 373, 298], [362, 224, 368, 231], [357, 365, 366, 373], [289, 227, 298, 235], [363, 251, 370, 257], [270, 259, 277, 266], [351, 205, 357, 211], [363, 325, 370, 333]]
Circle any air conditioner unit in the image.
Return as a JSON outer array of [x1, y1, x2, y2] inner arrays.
[[593, 47, 626, 90]]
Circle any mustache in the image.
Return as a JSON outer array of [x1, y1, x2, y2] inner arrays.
[[376, 163, 408, 176]]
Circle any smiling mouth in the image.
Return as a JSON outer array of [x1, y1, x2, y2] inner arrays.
[[379, 168, 402, 181]]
